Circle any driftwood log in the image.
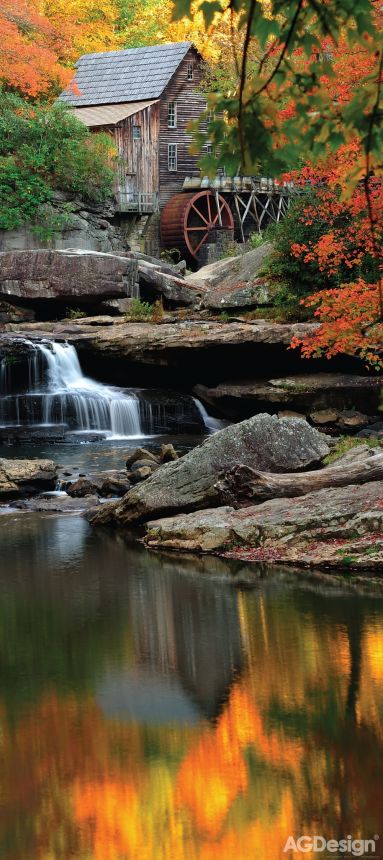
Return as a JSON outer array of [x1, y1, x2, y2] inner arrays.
[[215, 444, 383, 507]]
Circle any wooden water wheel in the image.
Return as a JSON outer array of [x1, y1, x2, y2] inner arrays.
[[160, 190, 234, 259]]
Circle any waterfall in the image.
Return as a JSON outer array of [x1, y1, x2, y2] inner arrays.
[[192, 398, 225, 433], [0, 338, 222, 439], [0, 340, 143, 439], [0, 359, 9, 397]]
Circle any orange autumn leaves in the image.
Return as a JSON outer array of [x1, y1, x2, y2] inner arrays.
[[0, 0, 228, 99], [0, 0, 71, 96], [0, 0, 128, 96], [72, 682, 302, 860], [290, 280, 383, 369], [285, 147, 383, 368]]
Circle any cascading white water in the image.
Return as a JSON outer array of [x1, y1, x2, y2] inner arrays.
[[0, 338, 221, 438], [192, 398, 225, 433], [0, 340, 143, 439], [40, 341, 143, 437]]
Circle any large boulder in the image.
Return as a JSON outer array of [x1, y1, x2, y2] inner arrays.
[[144, 481, 383, 570], [186, 243, 274, 310], [0, 457, 57, 497], [88, 414, 329, 527], [0, 194, 124, 255], [0, 249, 138, 304]]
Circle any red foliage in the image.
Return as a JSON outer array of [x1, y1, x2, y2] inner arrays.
[[0, 0, 71, 96], [287, 143, 383, 367], [291, 280, 383, 368]]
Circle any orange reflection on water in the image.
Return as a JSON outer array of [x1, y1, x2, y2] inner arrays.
[[2, 589, 383, 860], [176, 683, 303, 840], [74, 780, 143, 860]]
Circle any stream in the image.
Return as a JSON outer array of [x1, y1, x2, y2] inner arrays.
[[0, 339, 382, 857], [0, 513, 383, 856]]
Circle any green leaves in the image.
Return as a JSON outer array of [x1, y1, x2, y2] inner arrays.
[[171, 0, 193, 20], [200, 1, 223, 27], [0, 92, 115, 230], [0, 157, 51, 230], [172, 0, 382, 182]]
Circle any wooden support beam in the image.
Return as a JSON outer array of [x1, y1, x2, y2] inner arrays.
[[234, 194, 245, 243], [215, 189, 223, 226]]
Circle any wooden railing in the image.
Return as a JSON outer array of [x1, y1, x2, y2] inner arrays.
[[116, 192, 159, 214]]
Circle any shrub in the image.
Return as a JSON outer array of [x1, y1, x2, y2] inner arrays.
[[0, 92, 115, 230], [258, 190, 378, 318], [0, 157, 51, 229], [127, 299, 153, 320], [66, 308, 85, 320]]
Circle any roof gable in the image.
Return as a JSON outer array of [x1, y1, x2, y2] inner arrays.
[[60, 42, 196, 107], [70, 100, 158, 127]]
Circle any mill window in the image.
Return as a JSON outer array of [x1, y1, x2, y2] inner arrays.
[[132, 125, 141, 140], [187, 62, 194, 80], [168, 143, 177, 171], [168, 102, 177, 128]]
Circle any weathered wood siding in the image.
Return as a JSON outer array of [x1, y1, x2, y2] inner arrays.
[[159, 47, 208, 207], [114, 102, 160, 204]]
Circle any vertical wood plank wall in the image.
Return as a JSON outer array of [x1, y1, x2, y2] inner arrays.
[[159, 47, 208, 207], [114, 103, 160, 201], [93, 47, 208, 210]]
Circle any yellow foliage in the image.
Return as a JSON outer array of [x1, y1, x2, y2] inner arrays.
[[37, 0, 124, 63], [123, 0, 231, 64]]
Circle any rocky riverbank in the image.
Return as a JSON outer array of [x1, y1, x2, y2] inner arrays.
[[0, 457, 57, 497], [82, 416, 383, 573], [0, 247, 382, 575], [2, 417, 383, 574], [2, 315, 381, 427], [144, 481, 383, 570], [1, 245, 381, 427]]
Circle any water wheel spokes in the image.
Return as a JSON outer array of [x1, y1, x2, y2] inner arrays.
[[185, 192, 234, 257], [160, 190, 235, 260]]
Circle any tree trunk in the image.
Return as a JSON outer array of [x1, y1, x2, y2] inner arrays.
[[216, 445, 383, 507]]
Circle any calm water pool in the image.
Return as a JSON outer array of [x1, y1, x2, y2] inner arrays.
[[0, 511, 382, 859]]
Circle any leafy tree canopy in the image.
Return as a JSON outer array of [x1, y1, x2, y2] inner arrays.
[[0, 93, 115, 229], [171, 0, 382, 367]]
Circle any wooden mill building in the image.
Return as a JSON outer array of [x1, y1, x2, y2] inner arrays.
[[61, 42, 292, 260], [60, 42, 208, 215]]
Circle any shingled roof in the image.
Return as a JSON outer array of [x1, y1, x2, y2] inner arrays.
[[60, 42, 195, 107]]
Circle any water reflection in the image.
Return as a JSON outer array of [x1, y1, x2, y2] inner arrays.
[[0, 514, 382, 858]]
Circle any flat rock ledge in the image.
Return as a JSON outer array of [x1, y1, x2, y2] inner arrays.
[[0, 458, 57, 497], [0, 249, 138, 304], [144, 481, 383, 571], [3, 320, 318, 357]]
